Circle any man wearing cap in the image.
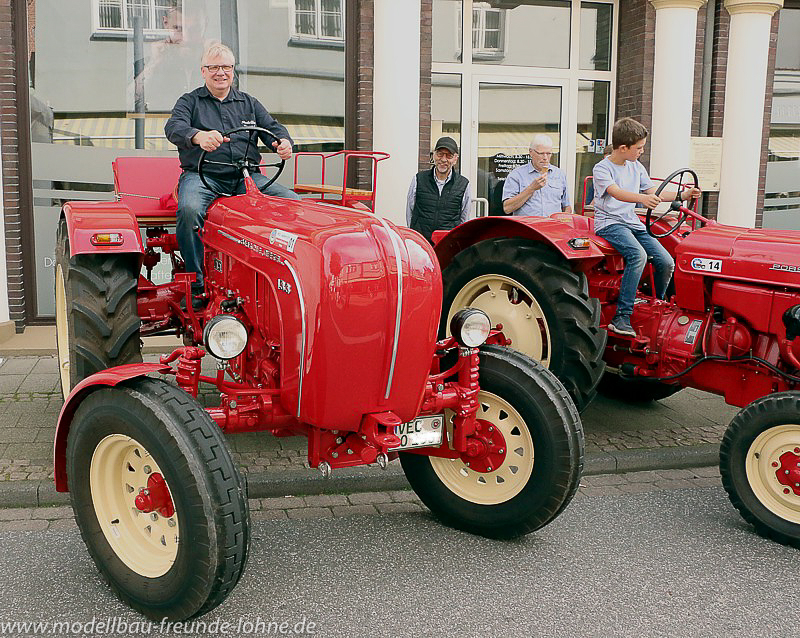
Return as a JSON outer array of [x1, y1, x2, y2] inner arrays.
[[406, 136, 471, 243], [502, 134, 573, 216]]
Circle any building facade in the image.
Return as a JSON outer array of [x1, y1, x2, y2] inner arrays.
[[0, 0, 798, 333]]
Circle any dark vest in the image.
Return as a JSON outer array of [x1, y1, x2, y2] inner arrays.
[[410, 168, 469, 242]]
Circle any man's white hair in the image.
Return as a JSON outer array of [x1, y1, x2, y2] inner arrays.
[[530, 134, 554, 151], [202, 42, 235, 65]]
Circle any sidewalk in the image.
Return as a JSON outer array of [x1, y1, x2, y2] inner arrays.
[[0, 346, 739, 508]]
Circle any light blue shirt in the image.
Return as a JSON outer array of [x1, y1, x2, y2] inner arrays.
[[502, 162, 571, 217], [592, 157, 654, 232]]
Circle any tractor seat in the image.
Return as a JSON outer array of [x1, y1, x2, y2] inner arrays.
[[112, 157, 183, 226]]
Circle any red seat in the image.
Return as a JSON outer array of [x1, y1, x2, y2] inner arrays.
[[112, 157, 182, 225]]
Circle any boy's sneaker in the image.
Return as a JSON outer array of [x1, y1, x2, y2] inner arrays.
[[608, 315, 636, 337]]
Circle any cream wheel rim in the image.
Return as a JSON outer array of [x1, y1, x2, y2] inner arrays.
[[430, 390, 534, 505], [55, 264, 71, 399], [90, 434, 179, 578], [745, 424, 800, 524], [449, 275, 551, 367]]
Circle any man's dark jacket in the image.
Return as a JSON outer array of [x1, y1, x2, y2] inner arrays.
[[164, 86, 292, 178], [410, 168, 469, 242]]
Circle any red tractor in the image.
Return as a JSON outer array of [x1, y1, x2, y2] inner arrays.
[[436, 167, 800, 549], [53, 129, 583, 621]]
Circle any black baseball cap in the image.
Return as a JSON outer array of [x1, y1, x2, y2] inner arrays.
[[434, 136, 459, 155]]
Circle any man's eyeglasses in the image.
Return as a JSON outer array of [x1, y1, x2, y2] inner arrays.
[[531, 149, 553, 157], [204, 64, 234, 73]]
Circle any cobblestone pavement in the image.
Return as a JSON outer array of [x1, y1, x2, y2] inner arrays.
[[0, 467, 722, 530], [0, 355, 739, 482]]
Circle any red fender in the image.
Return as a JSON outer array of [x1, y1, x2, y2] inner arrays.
[[53, 364, 172, 492], [62, 201, 144, 256], [432, 214, 607, 273]]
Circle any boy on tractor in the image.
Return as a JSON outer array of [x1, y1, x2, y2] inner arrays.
[[593, 117, 701, 337]]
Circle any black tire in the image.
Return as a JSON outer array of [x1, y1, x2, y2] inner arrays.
[[720, 392, 800, 548], [55, 216, 142, 399], [400, 345, 584, 539], [67, 377, 250, 620], [598, 369, 682, 403], [441, 238, 606, 412]]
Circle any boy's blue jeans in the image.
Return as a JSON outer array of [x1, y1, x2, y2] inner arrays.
[[595, 223, 675, 317], [176, 170, 300, 291]]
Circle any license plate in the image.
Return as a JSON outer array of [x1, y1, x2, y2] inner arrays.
[[390, 415, 444, 451]]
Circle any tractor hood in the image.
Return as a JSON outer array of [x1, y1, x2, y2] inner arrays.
[[203, 192, 442, 430], [676, 224, 800, 290]]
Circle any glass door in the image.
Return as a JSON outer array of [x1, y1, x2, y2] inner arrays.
[[469, 79, 567, 216]]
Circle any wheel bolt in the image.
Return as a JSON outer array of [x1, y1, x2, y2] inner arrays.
[[785, 488, 791, 494], [488, 426, 494, 432], [499, 449, 504, 454], [168, 519, 176, 527], [150, 513, 158, 521], [143, 465, 152, 474], [487, 466, 492, 471], [465, 462, 470, 467], [347, 449, 353, 455]]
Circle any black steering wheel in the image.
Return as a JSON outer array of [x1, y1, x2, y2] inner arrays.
[[646, 168, 700, 238], [197, 126, 286, 197]]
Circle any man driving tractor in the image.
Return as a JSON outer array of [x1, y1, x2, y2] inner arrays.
[[164, 42, 299, 309]]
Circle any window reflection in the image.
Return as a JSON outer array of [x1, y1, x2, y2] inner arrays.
[[28, 0, 345, 317]]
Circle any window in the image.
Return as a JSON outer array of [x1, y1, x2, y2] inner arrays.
[[472, 3, 504, 56], [97, 0, 178, 32], [291, 0, 344, 41]]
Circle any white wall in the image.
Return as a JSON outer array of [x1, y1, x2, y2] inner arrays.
[[372, 0, 422, 224]]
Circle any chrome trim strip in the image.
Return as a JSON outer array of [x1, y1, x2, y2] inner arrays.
[[374, 217, 404, 400], [283, 260, 307, 418]]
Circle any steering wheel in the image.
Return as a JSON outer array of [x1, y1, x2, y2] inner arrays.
[[646, 168, 700, 238], [197, 126, 286, 197]]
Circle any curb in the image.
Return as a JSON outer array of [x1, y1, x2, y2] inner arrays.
[[0, 443, 721, 508]]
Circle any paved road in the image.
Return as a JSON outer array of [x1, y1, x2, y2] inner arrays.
[[0, 470, 796, 638]]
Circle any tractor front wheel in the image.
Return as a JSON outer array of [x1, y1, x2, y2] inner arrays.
[[400, 345, 584, 539], [55, 216, 142, 399], [720, 392, 800, 548], [441, 238, 606, 411], [67, 377, 250, 620]]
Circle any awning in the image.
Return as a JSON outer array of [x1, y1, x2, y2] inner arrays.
[[52, 116, 344, 150], [770, 135, 800, 158]]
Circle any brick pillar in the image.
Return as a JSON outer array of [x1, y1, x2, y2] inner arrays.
[[0, 0, 29, 331], [418, 0, 432, 172], [615, 0, 657, 167]]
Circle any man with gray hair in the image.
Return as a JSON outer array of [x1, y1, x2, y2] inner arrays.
[[502, 134, 572, 216], [165, 42, 299, 309]]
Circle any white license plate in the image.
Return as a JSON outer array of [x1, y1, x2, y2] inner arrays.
[[390, 415, 444, 451]]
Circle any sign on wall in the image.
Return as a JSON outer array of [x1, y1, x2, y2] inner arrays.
[[689, 137, 723, 191]]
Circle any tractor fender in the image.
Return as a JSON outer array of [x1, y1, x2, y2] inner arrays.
[[53, 363, 172, 492], [433, 215, 606, 273], [62, 201, 144, 256]]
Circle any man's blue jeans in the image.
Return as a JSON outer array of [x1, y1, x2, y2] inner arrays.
[[595, 223, 675, 317], [176, 171, 300, 291]]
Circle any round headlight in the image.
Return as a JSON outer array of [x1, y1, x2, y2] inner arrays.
[[450, 308, 491, 348], [203, 315, 248, 360]]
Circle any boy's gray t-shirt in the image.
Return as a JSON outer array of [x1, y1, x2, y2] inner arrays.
[[592, 157, 653, 232]]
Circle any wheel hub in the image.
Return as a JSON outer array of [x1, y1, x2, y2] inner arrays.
[[774, 448, 800, 496], [134, 473, 175, 518], [462, 419, 507, 473]]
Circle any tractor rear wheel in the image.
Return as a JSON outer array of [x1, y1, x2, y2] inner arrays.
[[441, 238, 606, 411], [67, 377, 250, 620], [55, 217, 142, 398], [400, 345, 583, 539], [720, 392, 800, 548], [598, 368, 682, 402]]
